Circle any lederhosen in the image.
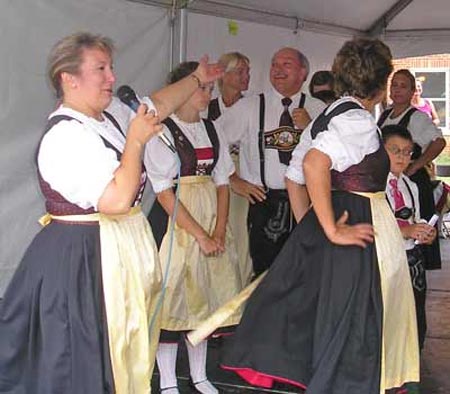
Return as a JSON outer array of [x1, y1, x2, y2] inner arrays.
[[378, 108, 441, 270], [247, 93, 305, 276], [386, 176, 427, 349]]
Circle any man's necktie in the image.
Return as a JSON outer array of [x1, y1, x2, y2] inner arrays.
[[278, 97, 294, 165], [389, 178, 409, 228]]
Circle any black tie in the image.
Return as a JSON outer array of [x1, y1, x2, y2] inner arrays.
[[280, 97, 293, 127], [278, 97, 294, 165]]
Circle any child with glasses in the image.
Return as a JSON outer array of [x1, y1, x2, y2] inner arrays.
[[382, 124, 436, 355]]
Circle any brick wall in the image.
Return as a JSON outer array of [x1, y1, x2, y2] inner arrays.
[[393, 54, 450, 70]]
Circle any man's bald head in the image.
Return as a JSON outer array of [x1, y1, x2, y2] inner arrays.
[[270, 47, 309, 97]]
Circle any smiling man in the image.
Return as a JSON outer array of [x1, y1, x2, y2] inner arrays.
[[221, 47, 325, 276]]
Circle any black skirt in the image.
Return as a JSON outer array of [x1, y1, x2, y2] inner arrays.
[[0, 222, 114, 394], [222, 191, 383, 394]]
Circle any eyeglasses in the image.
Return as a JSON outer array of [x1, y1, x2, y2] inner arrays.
[[385, 145, 413, 157]]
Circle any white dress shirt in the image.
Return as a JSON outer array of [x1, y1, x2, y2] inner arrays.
[[221, 86, 325, 189]]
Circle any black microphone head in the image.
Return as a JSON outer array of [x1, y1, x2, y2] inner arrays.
[[117, 85, 140, 111]]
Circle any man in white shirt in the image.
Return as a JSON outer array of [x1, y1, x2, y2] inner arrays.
[[221, 47, 325, 276]]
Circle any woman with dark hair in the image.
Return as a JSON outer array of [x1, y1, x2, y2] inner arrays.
[[0, 32, 223, 393], [146, 61, 242, 394], [308, 70, 337, 104], [222, 38, 419, 394], [378, 69, 445, 270]]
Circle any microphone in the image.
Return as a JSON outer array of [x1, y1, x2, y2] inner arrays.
[[116, 85, 177, 153]]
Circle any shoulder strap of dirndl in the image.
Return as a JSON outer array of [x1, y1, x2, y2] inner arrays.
[[36, 115, 82, 162], [202, 118, 220, 170], [398, 107, 417, 128], [207, 98, 221, 121], [310, 101, 362, 140], [377, 108, 393, 127]]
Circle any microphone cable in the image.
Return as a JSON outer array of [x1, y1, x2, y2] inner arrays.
[[148, 154, 181, 335]]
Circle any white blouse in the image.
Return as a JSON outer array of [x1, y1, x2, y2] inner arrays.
[[144, 114, 235, 194], [379, 106, 443, 150], [38, 97, 156, 210], [285, 97, 380, 185]]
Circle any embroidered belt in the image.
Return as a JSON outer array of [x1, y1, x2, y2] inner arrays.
[[264, 126, 302, 152]]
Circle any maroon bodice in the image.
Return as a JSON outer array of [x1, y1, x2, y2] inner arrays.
[[162, 117, 220, 177], [310, 100, 389, 193], [331, 144, 389, 192]]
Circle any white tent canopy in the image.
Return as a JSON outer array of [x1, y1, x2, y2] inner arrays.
[[1, 0, 449, 294]]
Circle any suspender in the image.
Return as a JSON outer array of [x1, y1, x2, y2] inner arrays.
[[257, 93, 306, 189], [258, 94, 267, 189], [207, 98, 221, 121], [386, 177, 416, 213]]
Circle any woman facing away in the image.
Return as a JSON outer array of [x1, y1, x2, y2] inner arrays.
[[146, 62, 242, 394], [222, 38, 419, 394], [0, 32, 222, 394]]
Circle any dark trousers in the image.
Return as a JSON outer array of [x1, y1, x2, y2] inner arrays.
[[247, 189, 294, 276], [406, 246, 427, 350]]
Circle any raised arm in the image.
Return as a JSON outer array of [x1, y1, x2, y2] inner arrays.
[[150, 55, 223, 120]]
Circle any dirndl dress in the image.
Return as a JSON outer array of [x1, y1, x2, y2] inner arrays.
[[148, 117, 243, 335], [0, 113, 162, 394], [222, 109, 419, 394]]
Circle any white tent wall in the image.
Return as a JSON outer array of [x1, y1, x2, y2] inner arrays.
[[0, 0, 171, 295], [185, 13, 349, 94]]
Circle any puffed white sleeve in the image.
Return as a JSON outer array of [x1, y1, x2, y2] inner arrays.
[[212, 121, 235, 186], [38, 119, 120, 210], [311, 108, 379, 172], [410, 111, 443, 149], [143, 124, 178, 194], [285, 124, 314, 185]]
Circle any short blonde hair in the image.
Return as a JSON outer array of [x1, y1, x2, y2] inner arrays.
[[217, 52, 250, 93], [47, 32, 114, 98]]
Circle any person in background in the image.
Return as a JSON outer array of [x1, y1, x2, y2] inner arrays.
[[382, 124, 436, 352], [222, 38, 419, 394], [308, 69, 337, 104], [206, 51, 254, 286], [146, 61, 241, 394], [207, 51, 250, 121], [411, 77, 440, 126], [378, 69, 446, 270], [221, 47, 325, 277], [0, 32, 223, 394]]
